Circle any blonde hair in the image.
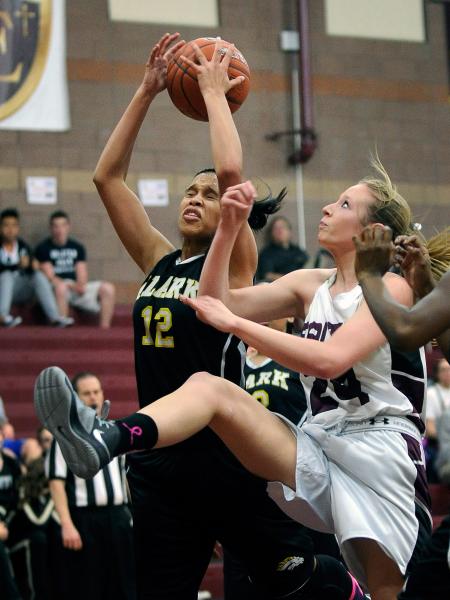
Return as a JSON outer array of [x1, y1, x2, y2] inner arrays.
[[360, 154, 450, 280]]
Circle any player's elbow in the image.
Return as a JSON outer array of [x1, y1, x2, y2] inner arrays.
[[216, 166, 242, 188], [313, 357, 347, 380], [387, 322, 418, 352]]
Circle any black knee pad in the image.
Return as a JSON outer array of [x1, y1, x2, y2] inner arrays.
[[288, 554, 356, 600], [249, 552, 315, 599]]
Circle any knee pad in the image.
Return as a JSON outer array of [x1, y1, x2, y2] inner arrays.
[[249, 553, 315, 599], [290, 555, 364, 600]]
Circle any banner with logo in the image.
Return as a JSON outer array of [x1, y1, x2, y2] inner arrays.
[[0, 0, 70, 131]]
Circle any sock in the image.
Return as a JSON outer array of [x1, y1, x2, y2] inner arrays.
[[299, 555, 365, 600], [105, 413, 159, 456]]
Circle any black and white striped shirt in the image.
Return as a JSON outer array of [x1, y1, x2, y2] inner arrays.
[[46, 440, 128, 508]]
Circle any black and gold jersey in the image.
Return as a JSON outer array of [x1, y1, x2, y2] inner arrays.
[[130, 250, 249, 487], [245, 357, 307, 425], [133, 250, 245, 407]]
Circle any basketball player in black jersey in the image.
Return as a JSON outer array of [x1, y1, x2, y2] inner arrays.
[[223, 316, 341, 599], [87, 33, 337, 600]]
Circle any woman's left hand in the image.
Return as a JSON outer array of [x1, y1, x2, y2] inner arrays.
[[180, 295, 238, 333], [393, 234, 434, 298]]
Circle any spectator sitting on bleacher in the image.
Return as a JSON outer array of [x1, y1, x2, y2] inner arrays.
[[0, 208, 73, 328], [35, 210, 116, 328], [0, 424, 21, 600], [256, 215, 309, 282]]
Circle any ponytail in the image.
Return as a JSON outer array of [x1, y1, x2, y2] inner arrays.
[[426, 227, 450, 281], [248, 187, 286, 231]]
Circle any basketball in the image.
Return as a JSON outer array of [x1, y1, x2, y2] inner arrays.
[[167, 37, 250, 122]]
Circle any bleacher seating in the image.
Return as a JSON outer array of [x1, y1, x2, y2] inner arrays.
[[1, 305, 138, 437]]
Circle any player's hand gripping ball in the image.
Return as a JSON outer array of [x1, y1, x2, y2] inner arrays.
[[167, 37, 250, 121]]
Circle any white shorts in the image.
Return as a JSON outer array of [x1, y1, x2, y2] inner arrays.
[[65, 280, 101, 313], [268, 416, 432, 588]]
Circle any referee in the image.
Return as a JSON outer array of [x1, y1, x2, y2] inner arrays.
[[46, 372, 135, 600]]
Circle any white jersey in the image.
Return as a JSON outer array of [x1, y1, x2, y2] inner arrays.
[[300, 276, 427, 431]]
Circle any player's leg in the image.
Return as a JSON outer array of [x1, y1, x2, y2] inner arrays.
[[220, 490, 365, 600], [34, 367, 298, 485], [130, 485, 216, 600], [350, 538, 403, 600], [0, 271, 20, 326], [32, 270, 63, 323], [97, 281, 115, 328], [398, 514, 450, 599]]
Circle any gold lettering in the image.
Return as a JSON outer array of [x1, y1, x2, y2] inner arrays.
[[165, 277, 186, 299], [138, 276, 160, 298], [183, 278, 199, 299], [152, 276, 173, 299], [271, 369, 290, 391], [256, 372, 272, 386], [0, 11, 13, 55], [0, 61, 22, 83]]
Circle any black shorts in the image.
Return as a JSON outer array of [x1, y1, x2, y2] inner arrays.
[[399, 514, 450, 600], [128, 444, 314, 600]]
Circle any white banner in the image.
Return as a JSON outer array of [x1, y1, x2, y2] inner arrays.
[[0, 0, 70, 131]]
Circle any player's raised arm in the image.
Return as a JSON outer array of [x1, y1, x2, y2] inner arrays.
[[181, 39, 256, 288], [93, 34, 184, 273]]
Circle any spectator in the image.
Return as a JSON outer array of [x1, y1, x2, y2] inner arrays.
[[256, 215, 309, 282], [46, 371, 135, 600], [0, 425, 21, 600], [423, 358, 450, 482], [0, 208, 73, 328], [0, 396, 7, 427], [8, 454, 64, 600], [35, 211, 115, 328], [426, 358, 450, 440], [2, 423, 25, 460], [36, 427, 53, 456]]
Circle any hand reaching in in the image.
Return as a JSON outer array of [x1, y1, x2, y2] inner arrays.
[[353, 224, 394, 281], [180, 295, 238, 333], [393, 234, 434, 299]]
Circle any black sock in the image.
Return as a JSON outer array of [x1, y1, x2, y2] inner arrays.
[[106, 413, 159, 456]]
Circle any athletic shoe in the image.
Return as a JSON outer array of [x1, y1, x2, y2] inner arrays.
[[2, 315, 22, 328], [34, 366, 119, 478], [51, 316, 75, 328]]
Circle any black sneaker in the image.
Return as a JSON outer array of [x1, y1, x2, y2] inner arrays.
[[34, 366, 119, 478]]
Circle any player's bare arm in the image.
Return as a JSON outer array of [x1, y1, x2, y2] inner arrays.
[[182, 40, 256, 289], [185, 271, 411, 378], [93, 34, 184, 273]]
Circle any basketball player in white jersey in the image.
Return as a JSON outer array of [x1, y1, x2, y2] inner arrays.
[[34, 168, 450, 599]]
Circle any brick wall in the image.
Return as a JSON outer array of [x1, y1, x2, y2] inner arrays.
[[1, 0, 449, 297]]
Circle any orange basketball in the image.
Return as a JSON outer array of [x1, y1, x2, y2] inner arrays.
[[167, 37, 250, 122]]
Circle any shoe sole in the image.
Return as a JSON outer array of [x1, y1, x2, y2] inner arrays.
[[34, 366, 101, 479]]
